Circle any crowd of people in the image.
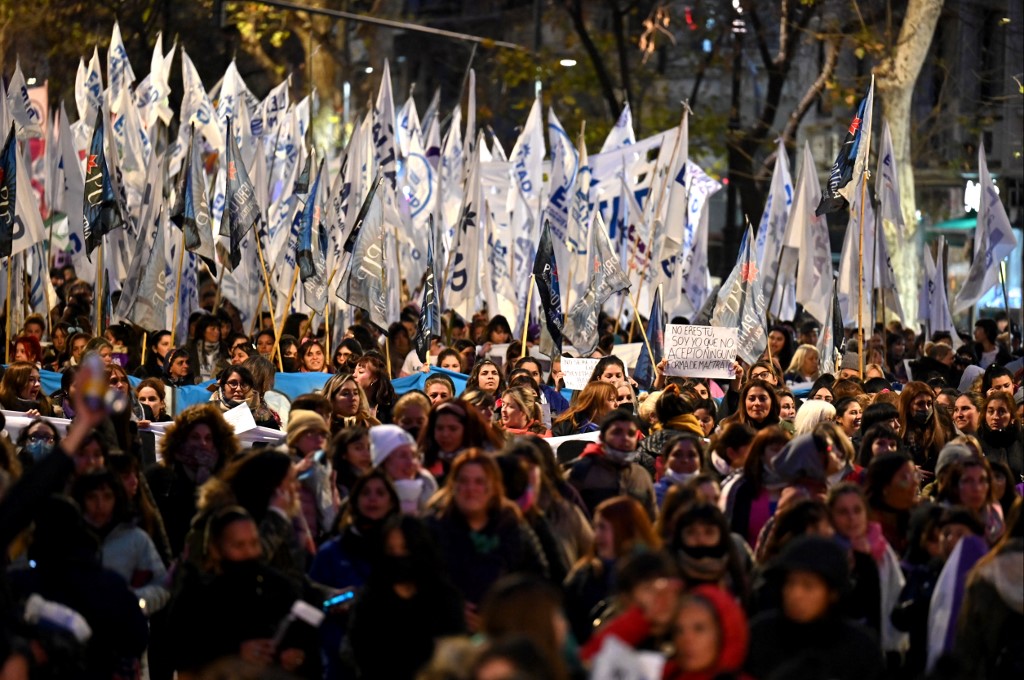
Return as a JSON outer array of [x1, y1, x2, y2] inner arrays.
[[0, 271, 1023, 680]]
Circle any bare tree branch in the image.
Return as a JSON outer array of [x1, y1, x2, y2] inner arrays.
[[562, 0, 622, 120], [780, 35, 840, 150]]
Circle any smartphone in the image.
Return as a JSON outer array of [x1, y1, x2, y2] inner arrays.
[[323, 590, 355, 610]]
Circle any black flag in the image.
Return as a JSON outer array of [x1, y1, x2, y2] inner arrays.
[[532, 220, 564, 356], [82, 110, 128, 255], [415, 218, 441, 363], [0, 125, 17, 258], [222, 118, 261, 270]]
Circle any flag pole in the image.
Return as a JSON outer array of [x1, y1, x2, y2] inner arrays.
[[999, 261, 1010, 313], [520, 274, 535, 359], [857, 174, 867, 381], [250, 285, 266, 336], [629, 288, 658, 381], [170, 233, 186, 346], [254, 234, 284, 371], [4, 258, 11, 364], [95, 242, 105, 334], [141, 331, 148, 366]]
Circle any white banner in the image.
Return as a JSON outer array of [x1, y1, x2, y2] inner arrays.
[[664, 325, 737, 379], [561, 357, 600, 390]]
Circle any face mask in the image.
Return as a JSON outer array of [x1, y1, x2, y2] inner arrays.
[[604, 445, 633, 464], [677, 543, 729, 583], [24, 440, 53, 462], [404, 426, 422, 441], [178, 444, 219, 483], [220, 558, 262, 580], [910, 408, 933, 427], [663, 470, 696, 485]]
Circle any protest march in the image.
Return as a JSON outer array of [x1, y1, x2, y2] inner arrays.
[[1, 16, 1023, 680]]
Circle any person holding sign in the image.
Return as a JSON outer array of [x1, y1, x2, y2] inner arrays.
[[564, 411, 657, 519]]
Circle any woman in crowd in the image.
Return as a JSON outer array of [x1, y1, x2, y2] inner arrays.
[[370, 424, 438, 515], [719, 426, 791, 546], [0, 361, 54, 416], [14, 418, 62, 469], [654, 434, 706, 508], [777, 388, 798, 424], [900, 380, 951, 477], [145, 404, 241, 555], [297, 338, 329, 373], [419, 399, 504, 482], [977, 391, 1023, 479], [784, 344, 821, 384], [106, 452, 174, 566], [563, 495, 661, 643], [551, 382, 618, 437], [952, 392, 984, 436], [353, 352, 396, 421], [393, 391, 431, 440], [865, 451, 919, 555], [706, 422, 756, 482], [793, 399, 836, 436], [71, 470, 170, 615], [638, 385, 704, 465], [133, 330, 173, 379], [827, 484, 907, 656], [311, 470, 400, 680], [692, 397, 719, 437], [496, 386, 550, 438], [136, 378, 172, 423], [13, 335, 43, 366], [937, 456, 1004, 544], [427, 450, 546, 621], [254, 329, 278, 362], [330, 425, 371, 500], [186, 316, 228, 381], [208, 365, 280, 429], [286, 410, 338, 542], [768, 325, 796, 374], [346, 515, 466, 679], [834, 396, 864, 440], [720, 380, 785, 433], [167, 507, 311, 675], [322, 373, 381, 434], [332, 337, 363, 373], [465, 358, 506, 397], [435, 347, 465, 373], [745, 536, 886, 680], [670, 501, 750, 600], [587, 355, 630, 387]]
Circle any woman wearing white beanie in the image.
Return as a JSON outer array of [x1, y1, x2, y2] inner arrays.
[[370, 424, 437, 515]]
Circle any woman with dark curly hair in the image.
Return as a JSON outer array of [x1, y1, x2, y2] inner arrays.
[[418, 399, 504, 482], [144, 404, 241, 556], [465, 358, 506, 396]]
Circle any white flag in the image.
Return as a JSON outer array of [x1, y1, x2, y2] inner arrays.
[[837, 174, 875, 328], [874, 119, 905, 235], [600, 102, 636, 153], [135, 33, 175, 132], [923, 238, 963, 349], [76, 48, 104, 127], [445, 137, 485, 320], [6, 60, 43, 139], [786, 142, 832, 324], [107, 21, 136, 104], [952, 143, 1018, 313]]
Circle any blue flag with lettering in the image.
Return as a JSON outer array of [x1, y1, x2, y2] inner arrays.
[[0, 126, 17, 258]]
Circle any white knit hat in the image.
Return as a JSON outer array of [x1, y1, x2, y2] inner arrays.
[[370, 425, 417, 468]]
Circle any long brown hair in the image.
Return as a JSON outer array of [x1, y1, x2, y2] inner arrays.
[[577, 496, 661, 570], [0, 361, 51, 413], [899, 381, 949, 461], [742, 426, 792, 493], [553, 381, 617, 429], [433, 449, 515, 519]]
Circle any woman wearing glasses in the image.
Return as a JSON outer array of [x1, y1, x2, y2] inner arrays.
[[209, 366, 281, 430]]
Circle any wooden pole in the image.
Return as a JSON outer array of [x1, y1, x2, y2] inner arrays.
[[4, 257, 11, 364], [211, 259, 226, 314], [141, 331, 148, 366], [857, 174, 867, 381], [170, 233, 187, 346], [254, 235, 284, 371], [95, 242, 105, 334], [520, 274, 535, 359], [250, 285, 267, 336], [629, 288, 658, 382]]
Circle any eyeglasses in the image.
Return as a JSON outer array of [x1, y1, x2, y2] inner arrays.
[[225, 380, 251, 390], [109, 377, 127, 386], [750, 371, 772, 380]]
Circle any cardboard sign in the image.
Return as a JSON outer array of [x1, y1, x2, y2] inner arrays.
[[561, 357, 601, 390], [664, 325, 737, 379]]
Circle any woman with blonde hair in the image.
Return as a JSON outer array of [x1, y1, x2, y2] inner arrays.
[[496, 386, 550, 438], [322, 373, 381, 434], [784, 344, 821, 384]]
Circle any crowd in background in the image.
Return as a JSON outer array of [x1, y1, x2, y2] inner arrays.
[[0, 269, 1022, 680]]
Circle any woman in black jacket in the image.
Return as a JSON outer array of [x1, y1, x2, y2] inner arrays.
[[346, 515, 466, 679]]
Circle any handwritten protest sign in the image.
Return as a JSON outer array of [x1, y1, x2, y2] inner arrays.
[[664, 325, 737, 379], [561, 357, 601, 390]]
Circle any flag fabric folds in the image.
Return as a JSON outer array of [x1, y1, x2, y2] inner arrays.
[[82, 110, 129, 256], [817, 81, 874, 215], [339, 188, 389, 334], [712, 226, 768, 365], [415, 226, 442, 363], [222, 118, 261, 270], [170, 125, 216, 273], [633, 286, 664, 391], [533, 220, 564, 357], [952, 142, 1018, 313], [816, 280, 845, 376], [0, 126, 18, 258], [564, 214, 631, 356]]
